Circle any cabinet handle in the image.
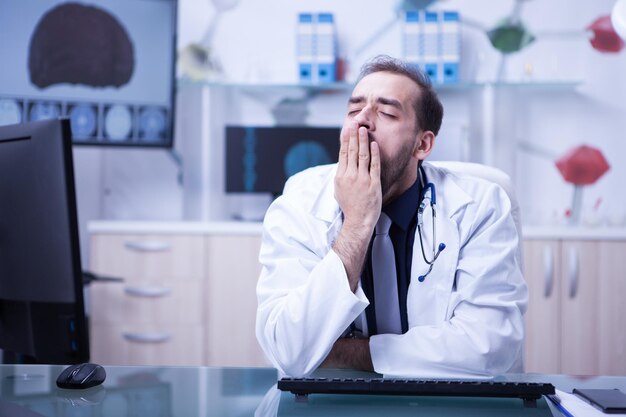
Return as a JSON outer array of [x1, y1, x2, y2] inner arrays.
[[124, 286, 172, 298], [542, 245, 554, 298], [124, 241, 172, 252], [567, 247, 579, 299], [122, 332, 171, 343]]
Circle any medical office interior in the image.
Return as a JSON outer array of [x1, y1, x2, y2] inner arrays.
[[1, 0, 626, 413]]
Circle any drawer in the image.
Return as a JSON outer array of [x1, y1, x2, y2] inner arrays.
[[90, 234, 205, 281], [90, 280, 203, 325], [90, 324, 204, 366]]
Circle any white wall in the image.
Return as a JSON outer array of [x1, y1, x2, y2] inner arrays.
[[74, 0, 626, 265]]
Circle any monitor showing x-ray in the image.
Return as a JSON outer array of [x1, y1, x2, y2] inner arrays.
[[0, 0, 177, 147], [226, 126, 341, 196]]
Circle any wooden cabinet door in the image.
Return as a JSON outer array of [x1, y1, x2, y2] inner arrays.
[[523, 240, 561, 373], [204, 235, 269, 367], [597, 241, 626, 375], [525, 239, 626, 376], [559, 240, 599, 375]]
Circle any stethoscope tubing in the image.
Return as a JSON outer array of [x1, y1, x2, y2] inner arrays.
[[417, 166, 445, 282]]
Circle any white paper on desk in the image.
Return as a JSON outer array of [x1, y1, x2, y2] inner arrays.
[[556, 389, 626, 417]]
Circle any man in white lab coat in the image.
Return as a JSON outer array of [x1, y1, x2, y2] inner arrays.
[[255, 55, 528, 378]]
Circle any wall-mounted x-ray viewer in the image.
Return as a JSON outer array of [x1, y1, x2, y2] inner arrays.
[[0, 0, 177, 148], [225, 126, 341, 198]]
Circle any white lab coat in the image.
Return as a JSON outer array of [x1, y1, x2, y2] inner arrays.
[[256, 162, 528, 378]]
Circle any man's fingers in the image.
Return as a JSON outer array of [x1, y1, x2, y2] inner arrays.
[[357, 126, 370, 175], [346, 122, 359, 173], [369, 140, 381, 182], [337, 125, 349, 172]]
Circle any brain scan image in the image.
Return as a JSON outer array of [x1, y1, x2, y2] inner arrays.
[[28, 2, 135, 89], [0, 99, 22, 126], [69, 104, 97, 139], [138, 107, 167, 142], [29, 102, 61, 121], [104, 104, 132, 141]]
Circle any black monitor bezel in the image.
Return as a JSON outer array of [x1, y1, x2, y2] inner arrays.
[[0, 118, 89, 364]]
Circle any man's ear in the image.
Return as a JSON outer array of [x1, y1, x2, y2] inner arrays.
[[413, 130, 435, 159]]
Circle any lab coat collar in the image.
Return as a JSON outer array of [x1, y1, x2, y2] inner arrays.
[[421, 161, 474, 220]]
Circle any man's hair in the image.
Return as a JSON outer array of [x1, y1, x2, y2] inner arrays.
[[356, 55, 443, 136]]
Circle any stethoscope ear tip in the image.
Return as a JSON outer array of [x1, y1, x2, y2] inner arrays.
[[438, 243, 446, 251], [418, 275, 425, 282]]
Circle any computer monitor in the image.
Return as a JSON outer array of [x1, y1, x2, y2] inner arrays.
[[0, 118, 89, 364], [0, 0, 177, 147], [225, 126, 341, 196]]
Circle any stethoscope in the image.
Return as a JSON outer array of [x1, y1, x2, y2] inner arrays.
[[416, 165, 446, 282]]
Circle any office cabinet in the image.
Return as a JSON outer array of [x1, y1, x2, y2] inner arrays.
[[89, 223, 626, 373], [89, 233, 207, 366], [88, 224, 268, 367], [523, 238, 626, 375]]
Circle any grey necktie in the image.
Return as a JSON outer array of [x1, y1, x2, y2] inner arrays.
[[372, 213, 402, 334]]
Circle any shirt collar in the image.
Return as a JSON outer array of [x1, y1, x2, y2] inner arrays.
[[383, 178, 421, 231]]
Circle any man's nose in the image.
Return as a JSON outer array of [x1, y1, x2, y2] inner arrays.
[[353, 108, 373, 130]]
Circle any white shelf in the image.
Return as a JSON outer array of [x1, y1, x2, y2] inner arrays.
[[176, 78, 583, 93]]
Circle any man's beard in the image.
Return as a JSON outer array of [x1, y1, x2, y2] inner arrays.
[[372, 133, 416, 196]]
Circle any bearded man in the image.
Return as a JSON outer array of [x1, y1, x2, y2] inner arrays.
[[255, 55, 527, 378]]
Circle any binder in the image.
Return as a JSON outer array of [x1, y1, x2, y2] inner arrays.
[[297, 12, 337, 83], [316, 13, 336, 83], [441, 11, 460, 84], [297, 13, 315, 82], [403, 11, 421, 71], [422, 11, 440, 83]]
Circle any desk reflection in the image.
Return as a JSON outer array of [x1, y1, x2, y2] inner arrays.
[[259, 385, 553, 417], [1, 365, 625, 417]]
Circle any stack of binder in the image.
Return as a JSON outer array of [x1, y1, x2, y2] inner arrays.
[[402, 10, 461, 84], [297, 13, 337, 83]]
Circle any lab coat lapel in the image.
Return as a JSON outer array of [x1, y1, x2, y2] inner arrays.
[[407, 163, 472, 325]]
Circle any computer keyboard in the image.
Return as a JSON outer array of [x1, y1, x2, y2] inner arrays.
[[278, 377, 555, 407]]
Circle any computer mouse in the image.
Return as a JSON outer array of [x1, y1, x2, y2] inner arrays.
[[56, 363, 106, 389]]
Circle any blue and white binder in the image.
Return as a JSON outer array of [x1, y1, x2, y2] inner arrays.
[[297, 12, 337, 84], [441, 11, 460, 84], [422, 11, 440, 83], [316, 13, 336, 83], [297, 13, 315, 83], [403, 11, 421, 71]]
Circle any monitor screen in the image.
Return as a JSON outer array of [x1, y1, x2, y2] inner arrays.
[[225, 126, 341, 196], [0, 118, 89, 364], [0, 0, 177, 147]]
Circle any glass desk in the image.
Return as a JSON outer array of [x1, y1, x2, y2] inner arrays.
[[0, 365, 625, 416]]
